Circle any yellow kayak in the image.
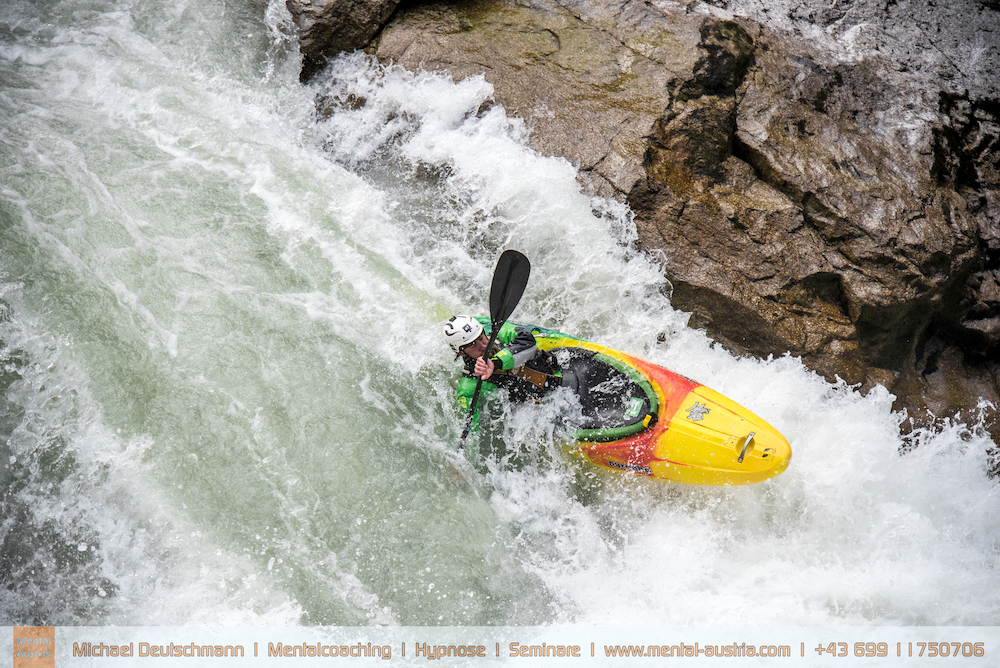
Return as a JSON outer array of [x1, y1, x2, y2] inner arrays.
[[527, 324, 792, 486]]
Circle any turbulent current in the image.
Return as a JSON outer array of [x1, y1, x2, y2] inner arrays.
[[1, 0, 998, 628]]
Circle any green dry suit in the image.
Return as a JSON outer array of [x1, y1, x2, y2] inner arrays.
[[456, 318, 559, 429]]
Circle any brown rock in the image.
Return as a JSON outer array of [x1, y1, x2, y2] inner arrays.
[[369, 0, 698, 199], [286, 0, 403, 80]]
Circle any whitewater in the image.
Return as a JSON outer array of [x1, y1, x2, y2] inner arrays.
[[0, 0, 998, 629]]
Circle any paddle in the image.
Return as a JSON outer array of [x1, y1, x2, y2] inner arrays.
[[458, 249, 531, 449]]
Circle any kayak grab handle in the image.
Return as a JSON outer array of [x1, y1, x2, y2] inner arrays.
[[737, 432, 756, 463]]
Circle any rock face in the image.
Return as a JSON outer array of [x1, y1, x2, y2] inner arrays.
[[285, 0, 403, 80], [368, 0, 695, 200], [632, 18, 982, 385], [287, 0, 1000, 433]]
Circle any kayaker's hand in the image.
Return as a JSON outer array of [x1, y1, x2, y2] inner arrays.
[[474, 356, 495, 380]]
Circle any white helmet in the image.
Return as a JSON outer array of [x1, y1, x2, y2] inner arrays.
[[444, 315, 483, 353]]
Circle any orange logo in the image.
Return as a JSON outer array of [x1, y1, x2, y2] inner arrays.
[[13, 627, 55, 668]]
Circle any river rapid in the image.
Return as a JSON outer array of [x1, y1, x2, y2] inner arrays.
[[0, 0, 998, 627]]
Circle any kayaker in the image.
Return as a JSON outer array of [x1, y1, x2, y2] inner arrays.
[[444, 315, 559, 428]]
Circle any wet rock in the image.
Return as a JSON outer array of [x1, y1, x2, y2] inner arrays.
[[285, 0, 403, 80], [694, 0, 1000, 101], [367, 0, 694, 200], [635, 21, 982, 391]]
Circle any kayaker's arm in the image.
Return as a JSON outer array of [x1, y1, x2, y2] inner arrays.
[[490, 323, 538, 371], [456, 375, 495, 430], [458, 320, 542, 431]]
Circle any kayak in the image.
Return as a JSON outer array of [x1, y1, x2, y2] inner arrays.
[[522, 323, 792, 486]]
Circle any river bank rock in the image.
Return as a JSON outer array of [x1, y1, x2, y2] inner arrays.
[[287, 0, 1000, 437], [285, 0, 403, 80]]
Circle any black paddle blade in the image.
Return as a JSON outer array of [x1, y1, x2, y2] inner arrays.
[[458, 249, 530, 450], [489, 249, 530, 325]]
